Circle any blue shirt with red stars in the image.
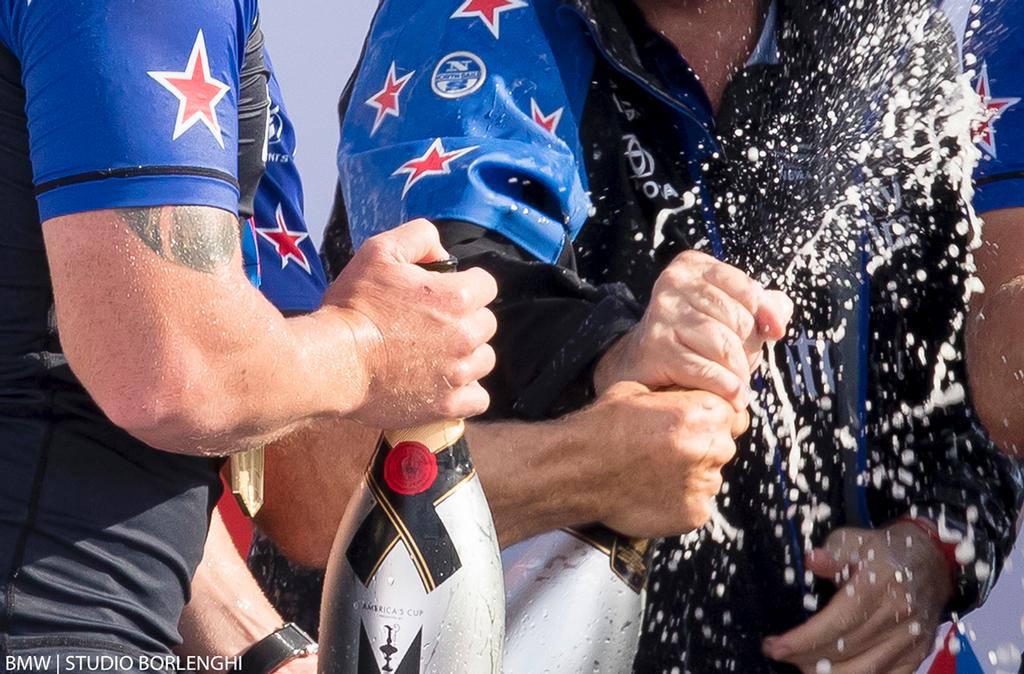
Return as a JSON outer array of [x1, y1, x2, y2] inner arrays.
[[0, 0, 260, 221], [314, 2, 1024, 673], [247, 56, 328, 314], [0, 0, 269, 662], [338, 0, 595, 265], [954, 0, 1024, 214]]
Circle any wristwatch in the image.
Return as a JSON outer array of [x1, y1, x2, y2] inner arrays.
[[238, 623, 318, 674]]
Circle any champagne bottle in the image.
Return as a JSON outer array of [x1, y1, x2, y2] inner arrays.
[[320, 258, 504, 673], [320, 421, 505, 674], [503, 526, 650, 673]]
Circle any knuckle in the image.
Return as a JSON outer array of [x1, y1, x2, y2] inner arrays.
[[479, 343, 497, 370], [478, 308, 498, 339], [451, 325, 478, 355], [476, 388, 491, 414], [474, 268, 499, 300], [360, 236, 387, 257], [698, 362, 727, 389], [708, 397, 732, 422], [448, 284, 473, 312], [661, 265, 691, 288], [668, 433, 690, 462], [672, 404, 691, 430], [653, 293, 676, 317], [440, 282, 471, 315], [715, 436, 738, 463], [448, 360, 472, 387], [718, 330, 741, 362], [740, 279, 762, 309], [737, 310, 756, 338], [439, 394, 463, 419], [677, 249, 706, 266]]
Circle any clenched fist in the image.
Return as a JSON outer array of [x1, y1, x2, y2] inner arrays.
[[595, 250, 793, 411], [324, 219, 498, 428], [581, 381, 744, 538]]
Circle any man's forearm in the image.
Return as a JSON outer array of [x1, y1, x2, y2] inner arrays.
[[179, 510, 317, 673], [258, 412, 607, 566], [968, 275, 1024, 454], [469, 418, 604, 548], [83, 290, 370, 457], [260, 380, 740, 566], [47, 210, 498, 456], [45, 207, 369, 456]]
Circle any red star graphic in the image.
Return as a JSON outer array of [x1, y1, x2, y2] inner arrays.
[[366, 62, 415, 136], [531, 98, 564, 134], [450, 0, 528, 39], [255, 204, 311, 273], [148, 31, 231, 148], [393, 139, 479, 197], [974, 62, 1020, 158]]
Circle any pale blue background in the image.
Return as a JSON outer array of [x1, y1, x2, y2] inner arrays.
[[260, 2, 1023, 671], [262, 0, 377, 241]]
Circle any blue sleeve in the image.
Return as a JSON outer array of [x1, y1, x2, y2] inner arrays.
[[962, 0, 1024, 213], [0, 0, 258, 221], [249, 56, 329, 314], [338, 0, 594, 264]]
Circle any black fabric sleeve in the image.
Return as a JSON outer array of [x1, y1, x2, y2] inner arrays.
[[897, 419, 1023, 616], [236, 19, 270, 220], [439, 221, 642, 420], [865, 398, 1024, 616], [321, 195, 642, 421]]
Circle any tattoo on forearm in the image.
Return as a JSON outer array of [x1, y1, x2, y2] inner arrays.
[[119, 207, 238, 273]]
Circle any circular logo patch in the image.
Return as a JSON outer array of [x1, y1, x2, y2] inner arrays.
[[384, 441, 439, 496], [431, 51, 487, 99]]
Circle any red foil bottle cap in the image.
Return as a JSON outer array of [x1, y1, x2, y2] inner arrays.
[[384, 441, 439, 495]]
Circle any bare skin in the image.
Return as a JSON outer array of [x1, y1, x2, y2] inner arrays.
[[44, 213, 496, 455], [634, 0, 765, 113], [257, 257, 776, 570], [966, 207, 1024, 455], [257, 382, 746, 568], [594, 250, 793, 411], [178, 510, 317, 674], [763, 524, 952, 674]]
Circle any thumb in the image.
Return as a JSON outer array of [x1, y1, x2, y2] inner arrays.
[[376, 218, 449, 264], [606, 380, 654, 398], [754, 289, 794, 341], [731, 408, 751, 438], [804, 548, 848, 582], [807, 527, 866, 582]]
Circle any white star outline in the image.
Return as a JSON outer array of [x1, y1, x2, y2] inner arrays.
[[392, 138, 479, 197], [974, 61, 1021, 159], [148, 30, 231, 148], [365, 62, 415, 136], [255, 204, 312, 273]]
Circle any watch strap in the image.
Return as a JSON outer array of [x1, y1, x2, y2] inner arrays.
[[238, 623, 318, 674]]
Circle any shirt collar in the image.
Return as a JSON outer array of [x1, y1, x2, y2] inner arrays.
[[746, 0, 780, 67]]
